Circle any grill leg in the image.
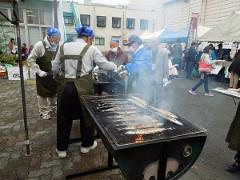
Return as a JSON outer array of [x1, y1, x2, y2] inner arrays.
[[158, 143, 168, 180], [108, 152, 114, 168], [66, 152, 118, 179]]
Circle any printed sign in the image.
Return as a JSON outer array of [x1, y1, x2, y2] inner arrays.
[[7, 67, 29, 80]]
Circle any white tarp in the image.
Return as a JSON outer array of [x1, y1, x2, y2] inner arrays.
[[197, 25, 211, 38], [198, 11, 240, 42], [140, 29, 165, 41]]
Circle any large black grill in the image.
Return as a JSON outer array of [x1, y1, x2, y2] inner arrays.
[[69, 95, 207, 180]]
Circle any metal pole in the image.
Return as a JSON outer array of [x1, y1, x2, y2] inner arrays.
[[53, 0, 58, 28], [13, 1, 31, 156]]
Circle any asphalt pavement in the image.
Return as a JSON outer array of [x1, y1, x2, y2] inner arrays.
[[0, 74, 240, 180]]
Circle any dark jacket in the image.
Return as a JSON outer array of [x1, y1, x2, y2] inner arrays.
[[226, 103, 240, 151], [187, 46, 198, 62], [105, 47, 128, 66]]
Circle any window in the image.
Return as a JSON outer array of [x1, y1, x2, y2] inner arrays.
[[26, 9, 39, 24], [66, 34, 76, 42], [140, 19, 149, 30], [10, 8, 24, 23], [64, 16, 74, 25], [63, 12, 74, 25], [80, 14, 90, 26], [97, 16, 106, 27], [40, 9, 52, 25], [28, 27, 40, 45], [0, 8, 9, 22], [41, 27, 48, 39], [126, 18, 135, 29], [112, 17, 121, 28], [95, 37, 105, 45]]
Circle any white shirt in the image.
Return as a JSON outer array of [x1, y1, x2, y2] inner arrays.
[[52, 38, 117, 78], [27, 37, 57, 71], [201, 53, 214, 65]]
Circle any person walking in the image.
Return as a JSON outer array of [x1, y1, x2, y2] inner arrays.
[[188, 46, 222, 97], [27, 27, 61, 120], [52, 25, 117, 158]]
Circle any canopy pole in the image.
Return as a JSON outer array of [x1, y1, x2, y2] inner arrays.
[[14, 2, 31, 156]]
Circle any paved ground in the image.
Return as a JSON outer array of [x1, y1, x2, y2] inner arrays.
[[0, 74, 240, 180]]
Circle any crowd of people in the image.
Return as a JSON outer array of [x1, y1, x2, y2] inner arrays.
[[7, 38, 33, 61]]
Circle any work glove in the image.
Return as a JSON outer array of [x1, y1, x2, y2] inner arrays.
[[92, 66, 99, 81], [92, 72, 99, 81], [118, 70, 128, 78], [37, 70, 48, 77], [117, 65, 125, 73], [113, 64, 118, 73]]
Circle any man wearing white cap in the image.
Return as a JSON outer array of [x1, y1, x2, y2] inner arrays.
[[27, 27, 61, 120]]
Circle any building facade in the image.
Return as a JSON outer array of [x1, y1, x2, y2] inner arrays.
[[0, 0, 55, 47], [63, 0, 162, 51], [161, 0, 240, 30], [0, 0, 239, 51]]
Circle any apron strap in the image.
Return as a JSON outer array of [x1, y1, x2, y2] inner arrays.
[[76, 45, 90, 78], [60, 43, 66, 77], [60, 44, 90, 78], [42, 40, 46, 51]]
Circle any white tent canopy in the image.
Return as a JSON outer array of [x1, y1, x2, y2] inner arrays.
[[140, 29, 165, 41], [198, 11, 240, 42], [197, 25, 211, 38]]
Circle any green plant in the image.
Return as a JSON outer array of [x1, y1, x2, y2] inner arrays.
[[0, 54, 16, 65]]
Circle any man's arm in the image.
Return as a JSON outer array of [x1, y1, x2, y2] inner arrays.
[[92, 46, 117, 71], [125, 50, 151, 74], [27, 41, 44, 72], [52, 47, 61, 76]]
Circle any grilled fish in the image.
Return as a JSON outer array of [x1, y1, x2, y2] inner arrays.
[[125, 127, 168, 135]]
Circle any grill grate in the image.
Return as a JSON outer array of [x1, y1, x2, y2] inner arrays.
[[82, 95, 205, 150]]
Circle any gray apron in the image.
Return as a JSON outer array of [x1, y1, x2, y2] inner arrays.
[[36, 41, 58, 97]]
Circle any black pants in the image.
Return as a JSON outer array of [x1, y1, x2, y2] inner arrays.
[[57, 82, 94, 151]]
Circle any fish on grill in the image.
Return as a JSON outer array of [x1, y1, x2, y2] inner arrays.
[[125, 127, 169, 135], [129, 96, 182, 126], [117, 123, 163, 130]]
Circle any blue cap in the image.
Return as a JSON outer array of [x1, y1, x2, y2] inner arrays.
[[75, 25, 94, 38], [47, 27, 61, 37], [111, 38, 119, 43], [124, 35, 142, 46]]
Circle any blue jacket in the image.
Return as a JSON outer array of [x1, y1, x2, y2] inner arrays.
[[211, 50, 217, 60], [125, 47, 152, 75]]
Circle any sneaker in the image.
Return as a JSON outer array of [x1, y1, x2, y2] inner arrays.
[[42, 114, 51, 120], [56, 149, 67, 158], [188, 90, 197, 96], [226, 163, 240, 172], [204, 93, 214, 97], [163, 80, 172, 87], [80, 141, 97, 154]]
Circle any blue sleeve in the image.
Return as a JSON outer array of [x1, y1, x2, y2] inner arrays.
[[125, 50, 152, 74], [211, 51, 217, 60]]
